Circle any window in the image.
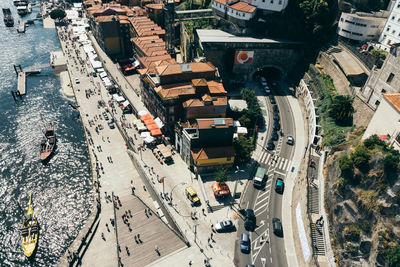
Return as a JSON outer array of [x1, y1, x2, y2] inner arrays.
[[367, 34, 375, 37], [340, 18, 343, 22], [279, 0, 282, 4], [262, 0, 265, 2], [270, 0, 273, 3], [387, 73, 395, 83]]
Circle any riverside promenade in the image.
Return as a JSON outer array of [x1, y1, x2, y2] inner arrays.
[[56, 25, 186, 267]]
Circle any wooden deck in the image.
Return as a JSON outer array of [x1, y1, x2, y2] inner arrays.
[[116, 195, 185, 267], [17, 72, 26, 95]]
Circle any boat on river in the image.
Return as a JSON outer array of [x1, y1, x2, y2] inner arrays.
[[21, 193, 39, 258], [2, 8, 14, 27], [40, 123, 56, 162]]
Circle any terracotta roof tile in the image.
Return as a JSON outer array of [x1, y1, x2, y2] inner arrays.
[[213, 0, 226, 5], [383, 93, 400, 113], [196, 118, 233, 129], [191, 146, 235, 160], [146, 3, 164, 9], [228, 2, 256, 13], [155, 62, 216, 76]]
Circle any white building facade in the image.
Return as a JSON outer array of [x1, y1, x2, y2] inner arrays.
[[337, 12, 387, 42], [379, 0, 400, 50], [241, 0, 288, 12]]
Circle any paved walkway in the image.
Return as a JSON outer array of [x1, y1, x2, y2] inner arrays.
[[56, 25, 186, 267]]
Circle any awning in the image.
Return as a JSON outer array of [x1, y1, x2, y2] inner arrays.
[[144, 135, 156, 144], [144, 119, 155, 127], [151, 129, 162, 136], [122, 100, 130, 108], [99, 72, 107, 79], [147, 123, 158, 130], [157, 144, 172, 158], [138, 110, 148, 116], [113, 94, 125, 103], [154, 117, 164, 129], [140, 131, 151, 138], [137, 124, 147, 132], [141, 114, 152, 122], [237, 127, 248, 134]]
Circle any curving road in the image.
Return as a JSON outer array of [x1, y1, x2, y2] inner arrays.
[[235, 80, 296, 267]]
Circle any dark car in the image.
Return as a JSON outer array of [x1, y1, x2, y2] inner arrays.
[[272, 131, 279, 141], [267, 140, 275, 151], [269, 96, 276, 105], [273, 113, 280, 121], [273, 121, 281, 131], [108, 121, 115, 129], [273, 105, 279, 113], [214, 220, 235, 232], [272, 218, 283, 237], [275, 178, 284, 193], [240, 233, 251, 253], [244, 209, 256, 231]]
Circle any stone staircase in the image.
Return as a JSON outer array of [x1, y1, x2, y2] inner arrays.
[[310, 223, 326, 256]]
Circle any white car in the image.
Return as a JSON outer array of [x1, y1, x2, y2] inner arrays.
[[287, 135, 294, 145], [214, 220, 235, 232], [74, 77, 80, 84]]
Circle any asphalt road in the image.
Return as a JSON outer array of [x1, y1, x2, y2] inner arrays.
[[235, 81, 296, 267]]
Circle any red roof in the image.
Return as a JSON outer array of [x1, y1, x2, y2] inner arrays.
[[228, 2, 256, 13], [151, 129, 162, 136]]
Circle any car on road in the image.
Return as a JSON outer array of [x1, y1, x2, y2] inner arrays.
[[273, 113, 280, 121], [273, 105, 279, 113], [287, 135, 294, 145], [264, 85, 271, 95], [267, 140, 275, 151], [74, 77, 80, 84], [275, 178, 284, 194], [272, 218, 283, 237], [92, 71, 97, 77], [269, 96, 276, 105], [244, 209, 256, 231], [185, 186, 201, 206], [103, 112, 109, 121], [273, 121, 281, 131], [108, 121, 115, 129], [240, 233, 251, 253], [253, 167, 267, 188], [259, 76, 267, 86], [214, 220, 235, 232], [272, 131, 279, 141]]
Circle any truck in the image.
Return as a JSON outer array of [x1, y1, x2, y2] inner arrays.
[[253, 167, 267, 188]]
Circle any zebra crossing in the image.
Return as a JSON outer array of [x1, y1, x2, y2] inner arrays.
[[259, 152, 292, 173]]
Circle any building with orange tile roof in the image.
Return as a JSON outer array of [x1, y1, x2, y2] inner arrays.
[[211, 0, 256, 27], [145, 3, 164, 26], [128, 16, 166, 39], [131, 35, 168, 57]]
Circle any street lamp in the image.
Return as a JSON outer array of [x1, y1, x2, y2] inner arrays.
[[170, 182, 186, 203], [233, 166, 245, 199]]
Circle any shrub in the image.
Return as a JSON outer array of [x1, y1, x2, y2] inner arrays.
[[364, 134, 386, 149], [344, 225, 361, 242], [382, 154, 400, 172], [215, 168, 229, 184], [357, 220, 372, 234], [387, 245, 400, 267], [328, 95, 354, 126], [339, 155, 353, 173], [336, 177, 347, 192], [351, 145, 370, 170]]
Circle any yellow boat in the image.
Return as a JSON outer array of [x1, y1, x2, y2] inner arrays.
[[21, 193, 39, 258]]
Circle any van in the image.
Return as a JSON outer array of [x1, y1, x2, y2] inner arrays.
[[185, 186, 200, 205], [253, 167, 266, 188]]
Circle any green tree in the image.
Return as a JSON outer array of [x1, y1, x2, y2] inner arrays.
[[50, 9, 66, 21], [382, 154, 400, 172], [364, 134, 386, 149], [233, 136, 253, 165], [351, 145, 371, 170], [387, 245, 400, 267], [371, 49, 388, 61], [215, 168, 229, 184], [339, 155, 353, 174], [328, 95, 354, 126]]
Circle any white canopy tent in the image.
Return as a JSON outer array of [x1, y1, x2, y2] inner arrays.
[[138, 110, 148, 116], [113, 94, 125, 103]]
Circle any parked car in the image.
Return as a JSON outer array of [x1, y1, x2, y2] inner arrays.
[[92, 71, 97, 77], [272, 218, 283, 237], [214, 220, 235, 232], [273, 105, 279, 113], [273, 113, 280, 121], [275, 178, 284, 194], [211, 182, 230, 198], [287, 135, 294, 145], [269, 96, 276, 105], [273, 121, 281, 131], [240, 233, 251, 253], [267, 140, 275, 151], [108, 121, 115, 129], [272, 131, 279, 141], [103, 112, 109, 121], [244, 209, 256, 231], [74, 77, 80, 84]]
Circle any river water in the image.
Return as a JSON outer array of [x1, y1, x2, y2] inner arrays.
[[0, 2, 92, 266]]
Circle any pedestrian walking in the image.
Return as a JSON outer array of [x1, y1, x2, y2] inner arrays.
[[211, 233, 213, 239]]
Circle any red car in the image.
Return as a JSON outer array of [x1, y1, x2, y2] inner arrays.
[[211, 182, 230, 198]]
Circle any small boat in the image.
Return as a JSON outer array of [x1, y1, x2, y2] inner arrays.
[[40, 123, 56, 161], [21, 193, 39, 258], [2, 8, 14, 27]]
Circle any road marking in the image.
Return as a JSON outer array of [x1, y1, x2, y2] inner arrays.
[[279, 158, 285, 169], [274, 170, 286, 177], [261, 258, 267, 267], [251, 228, 270, 263], [254, 201, 269, 214], [282, 159, 289, 171], [256, 190, 269, 200]]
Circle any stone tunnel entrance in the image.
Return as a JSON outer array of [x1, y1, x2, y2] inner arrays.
[[252, 66, 284, 82]]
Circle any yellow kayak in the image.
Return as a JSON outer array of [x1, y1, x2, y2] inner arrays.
[[21, 193, 39, 258]]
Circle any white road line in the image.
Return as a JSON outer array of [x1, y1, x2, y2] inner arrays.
[[282, 159, 289, 171], [254, 201, 269, 214], [274, 170, 286, 177], [257, 190, 269, 200], [279, 158, 285, 169], [265, 153, 271, 163]]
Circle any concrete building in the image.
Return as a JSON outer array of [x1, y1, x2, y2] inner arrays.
[[140, 62, 227, 134], [379, 0, 400, 50], [361, 44, 400, 109], [175, 118, 235, 173], [337, 11, 387, 42], [363, 93, 400, 150], [211, 0, 256, 27]]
